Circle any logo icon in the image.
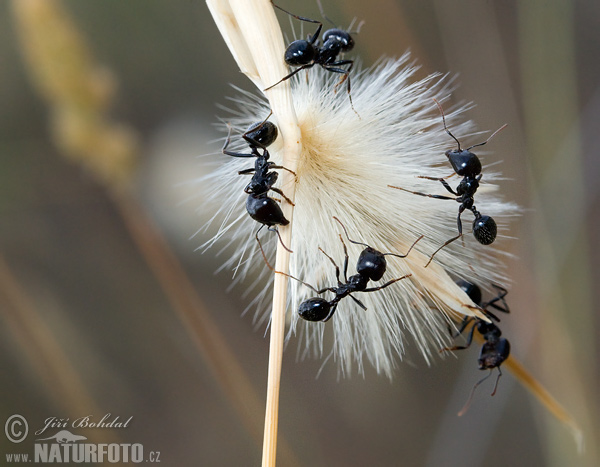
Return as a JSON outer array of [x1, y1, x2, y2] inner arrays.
[[5, 414, 28, 443], [36, 430, 87, 444]]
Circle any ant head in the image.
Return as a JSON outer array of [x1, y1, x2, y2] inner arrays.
[[323, 29, 354, 52], [285, 39, 317, 66], [434, 98, 506, 178], [298, 297, 331, 322], [356, 247, 386, 282], [478, 337, 510, 370], [445, 149, 482, 177], [456, 279, 482, 306], [244, 121, 278, 148], [472, 215, 497, 245]]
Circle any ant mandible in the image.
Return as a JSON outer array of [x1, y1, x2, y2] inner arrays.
[[389, 99, 507, 267], [441, 279, 511, 416], [266, 1, 360, 114], [222, 113, 296, 251], [259, 217, 422, 322]]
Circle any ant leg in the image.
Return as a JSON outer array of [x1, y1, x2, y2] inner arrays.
[[424, 205, 466, 267], [457, 370, 493, 417], [440, 320, 477, 352], [491, 367, 503, 396], [348, 294, 367, 310], [484, 284, 510, 315], [322, 302, 339, 322], [323, 62, 358, 117], [424, 233, 461, 268], [264, 63, 316, 91], [269, 187, 295, 206], [362, 274, 412, 293], [328, 59, 354, 91], [266, 226, 293, 253], [255, 232, 329, 294], [238, 168, 256, 175], [388, 185, 458, 202], [417, 176, 459, 196], [445, 316, 473, 339], [222, 124, 254, 158], [318, 246, 342, 285], [269, 164, 297, 178]]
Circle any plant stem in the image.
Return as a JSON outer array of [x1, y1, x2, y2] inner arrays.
[[503, 355, 583, 452], [206, 1, 301, 465]]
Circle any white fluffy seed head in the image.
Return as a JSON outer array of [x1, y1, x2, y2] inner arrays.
[[201, 54, 517, 377]]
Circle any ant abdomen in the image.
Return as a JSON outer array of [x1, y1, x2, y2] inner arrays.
[[246, 194, 289, 227], [298, 297, 332, 322], [478, 338, 510, 370], [472, 215, 497, 245]]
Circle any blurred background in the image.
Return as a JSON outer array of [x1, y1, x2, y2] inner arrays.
[[0, 0, 598, 465]]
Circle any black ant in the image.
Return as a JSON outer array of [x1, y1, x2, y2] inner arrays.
[[222, 114, 296, 251], [389, 99, 507, 267], [441, 279, 511, 416], [266, 1, 360, 114], [259, 217, 422, 322]]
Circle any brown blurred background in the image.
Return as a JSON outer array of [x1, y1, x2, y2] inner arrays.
[[0, 0, 598, 465]]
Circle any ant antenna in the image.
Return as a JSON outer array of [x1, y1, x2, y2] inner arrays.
[[222, 123, 234, 152], [316, 0, 336, 27], [383, 234, 424, 259], [457, 369, 493, 417], [252, 110, 274, 132], [332, 216, 370, 248], [349, 19, 365, 35], [242, 111, 275, 151], [333, 216, 423, 258], [271, 1, 321, 25], [433, 98, 462, 150], [466, 124, 508, 151]]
